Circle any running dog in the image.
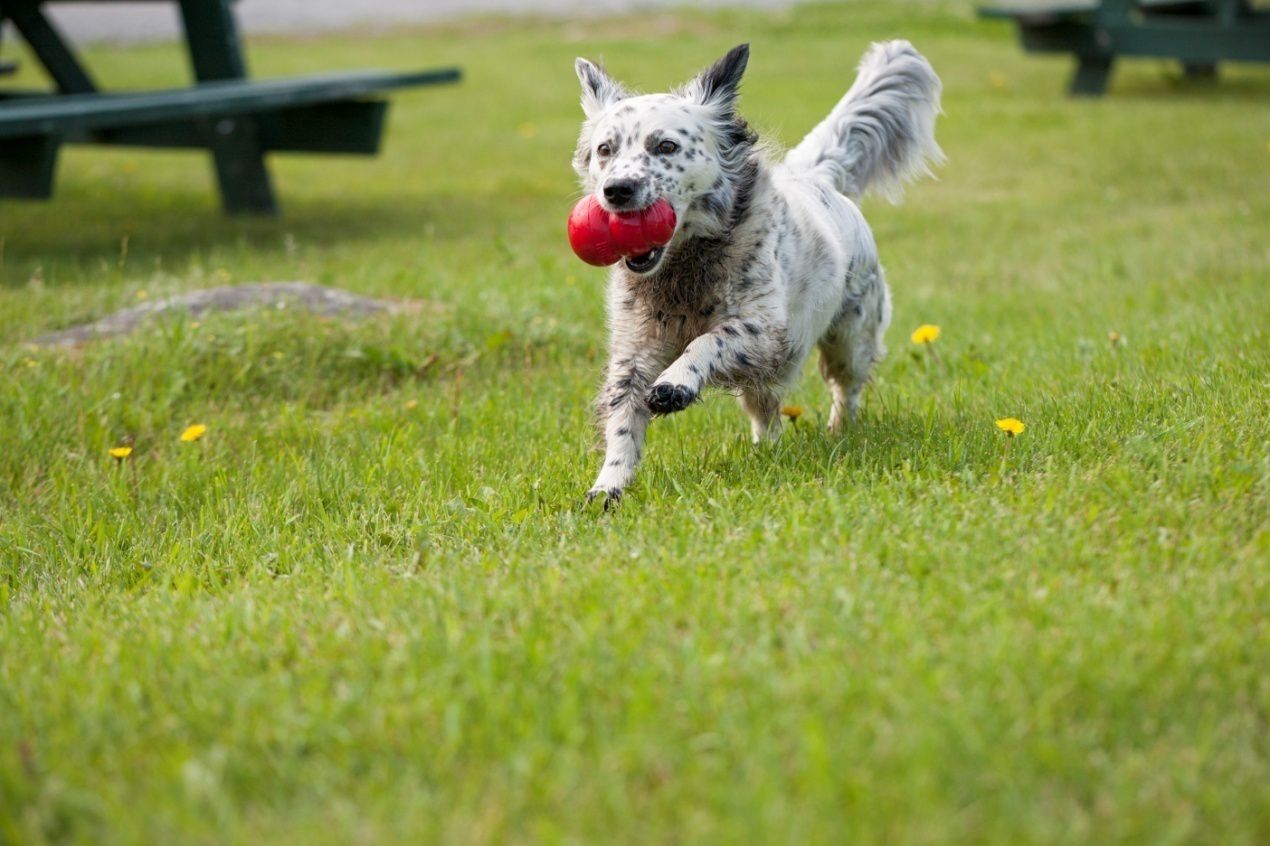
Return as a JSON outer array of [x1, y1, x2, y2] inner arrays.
[[572, 40, 943, 506]]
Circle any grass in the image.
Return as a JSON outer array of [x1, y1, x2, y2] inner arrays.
[[1, 2, 1268, 842]]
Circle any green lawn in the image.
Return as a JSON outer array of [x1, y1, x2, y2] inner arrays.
[[2, 2, 1268, 843]]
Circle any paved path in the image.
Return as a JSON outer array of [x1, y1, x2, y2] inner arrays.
[[43, 1, 796, 44]]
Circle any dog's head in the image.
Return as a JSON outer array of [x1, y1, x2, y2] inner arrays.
[[572, 44, 757, 274]]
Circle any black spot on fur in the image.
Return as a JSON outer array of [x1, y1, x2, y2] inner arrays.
[[743, 321, 761, 336]]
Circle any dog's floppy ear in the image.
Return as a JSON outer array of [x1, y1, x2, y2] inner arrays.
[[575, 58, 627, 118], [686, 44, 750, 113]]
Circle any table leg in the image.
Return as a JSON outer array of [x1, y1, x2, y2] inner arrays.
[[177, 0, 277, 215], [5, 2, 95, 93], [1070, 54, 1113, 96], [1182, 61, 1219, 80]]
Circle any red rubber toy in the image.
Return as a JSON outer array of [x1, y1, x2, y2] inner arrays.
[[568, 196, 677, 266]]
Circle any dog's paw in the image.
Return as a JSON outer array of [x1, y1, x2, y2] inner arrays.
[[645, 382, 697, 415], [584, 486, 622, 512]]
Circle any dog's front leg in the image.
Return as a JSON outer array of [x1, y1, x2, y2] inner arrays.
[[647, 320, 784, 417], [587, 349, 665, 508]]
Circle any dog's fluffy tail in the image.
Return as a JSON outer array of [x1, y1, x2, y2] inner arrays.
[[784, 40, 943, 202]]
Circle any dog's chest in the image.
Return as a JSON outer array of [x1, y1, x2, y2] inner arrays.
[[619, 252, 734, 343]]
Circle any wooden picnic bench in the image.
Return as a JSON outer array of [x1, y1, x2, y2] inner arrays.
[[979, 0, 1270, 95], [0, 0, 461, 214]]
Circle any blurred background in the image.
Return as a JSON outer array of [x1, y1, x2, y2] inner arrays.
[[45, 0, 799, 42], [1, 4, 1267, 843]]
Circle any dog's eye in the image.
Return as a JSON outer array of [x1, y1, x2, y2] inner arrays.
[[655, 139, 680, 155], [597, 142, 612, 157]]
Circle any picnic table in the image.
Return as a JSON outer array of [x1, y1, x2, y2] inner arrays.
[[0, 0, 460, 213], [979, 0, 1270, 95]]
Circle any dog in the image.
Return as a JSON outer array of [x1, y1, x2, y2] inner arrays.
[[572, 40, 943, 506]]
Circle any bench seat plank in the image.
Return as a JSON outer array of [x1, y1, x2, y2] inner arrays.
[[0, 67, 460, 139]]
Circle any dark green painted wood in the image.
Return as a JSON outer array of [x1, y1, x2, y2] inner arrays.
[[177, 0, 248, 82], [68, 99, 389, 154], [0, 70, 459, 138], [980, 0, 1269, 95], [1071, 54, 1114, 94], [0, 0, 461, 211], [176, 0, 273, 214], [255, 100, 388, 154], [0, 134, 57, 197], [2, 2, 96, 93], [1014, 18, 1270, 61], [1182, 60, 1219, 77], [204, 113, 275, 215]]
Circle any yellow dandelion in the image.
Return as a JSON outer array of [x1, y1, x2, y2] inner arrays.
[[135, 289, 148, 301], [781, 405, 804, 422], [405, 399, 419, 410], [995, 417, 1026, 436], [911, 324, 941, 345], [109, 445, 133, 460], [180, 424, 207, 442], [516, 122, 538, 139]]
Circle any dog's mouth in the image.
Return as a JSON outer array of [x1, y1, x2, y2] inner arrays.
[[624, 246, 665, 274]]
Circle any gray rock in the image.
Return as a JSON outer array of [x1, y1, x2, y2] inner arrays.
[[31, 282, 404, 347]]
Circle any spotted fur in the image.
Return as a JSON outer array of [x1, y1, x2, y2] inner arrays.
[[574, 41, 943, 506]]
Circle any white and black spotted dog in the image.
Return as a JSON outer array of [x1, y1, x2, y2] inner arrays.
[[573, 40, 943, 506]]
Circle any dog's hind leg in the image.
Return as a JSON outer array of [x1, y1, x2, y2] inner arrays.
[[739, 386, 783, 444], [819, 270, 891, 433]]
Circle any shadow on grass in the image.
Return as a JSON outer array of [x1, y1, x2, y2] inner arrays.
[[0, 187, 532, 289], [1110, 73, 1270, 102], [639, 400, 996, 503]]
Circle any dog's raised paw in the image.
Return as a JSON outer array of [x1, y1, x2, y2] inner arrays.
[[645, 383, 697, 415]]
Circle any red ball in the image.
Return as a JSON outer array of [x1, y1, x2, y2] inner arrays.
[[608, 210, 652, 256], [566, 196, 678, 266], [567, 196, 622, 266], [638, 200, 677, 248]]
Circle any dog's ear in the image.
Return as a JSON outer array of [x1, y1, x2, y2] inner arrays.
[[575, 58, 627, 118], [686, 44, 750, 113]]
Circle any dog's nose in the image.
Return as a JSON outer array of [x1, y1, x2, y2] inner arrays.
[[603, 179, 638, 206]]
